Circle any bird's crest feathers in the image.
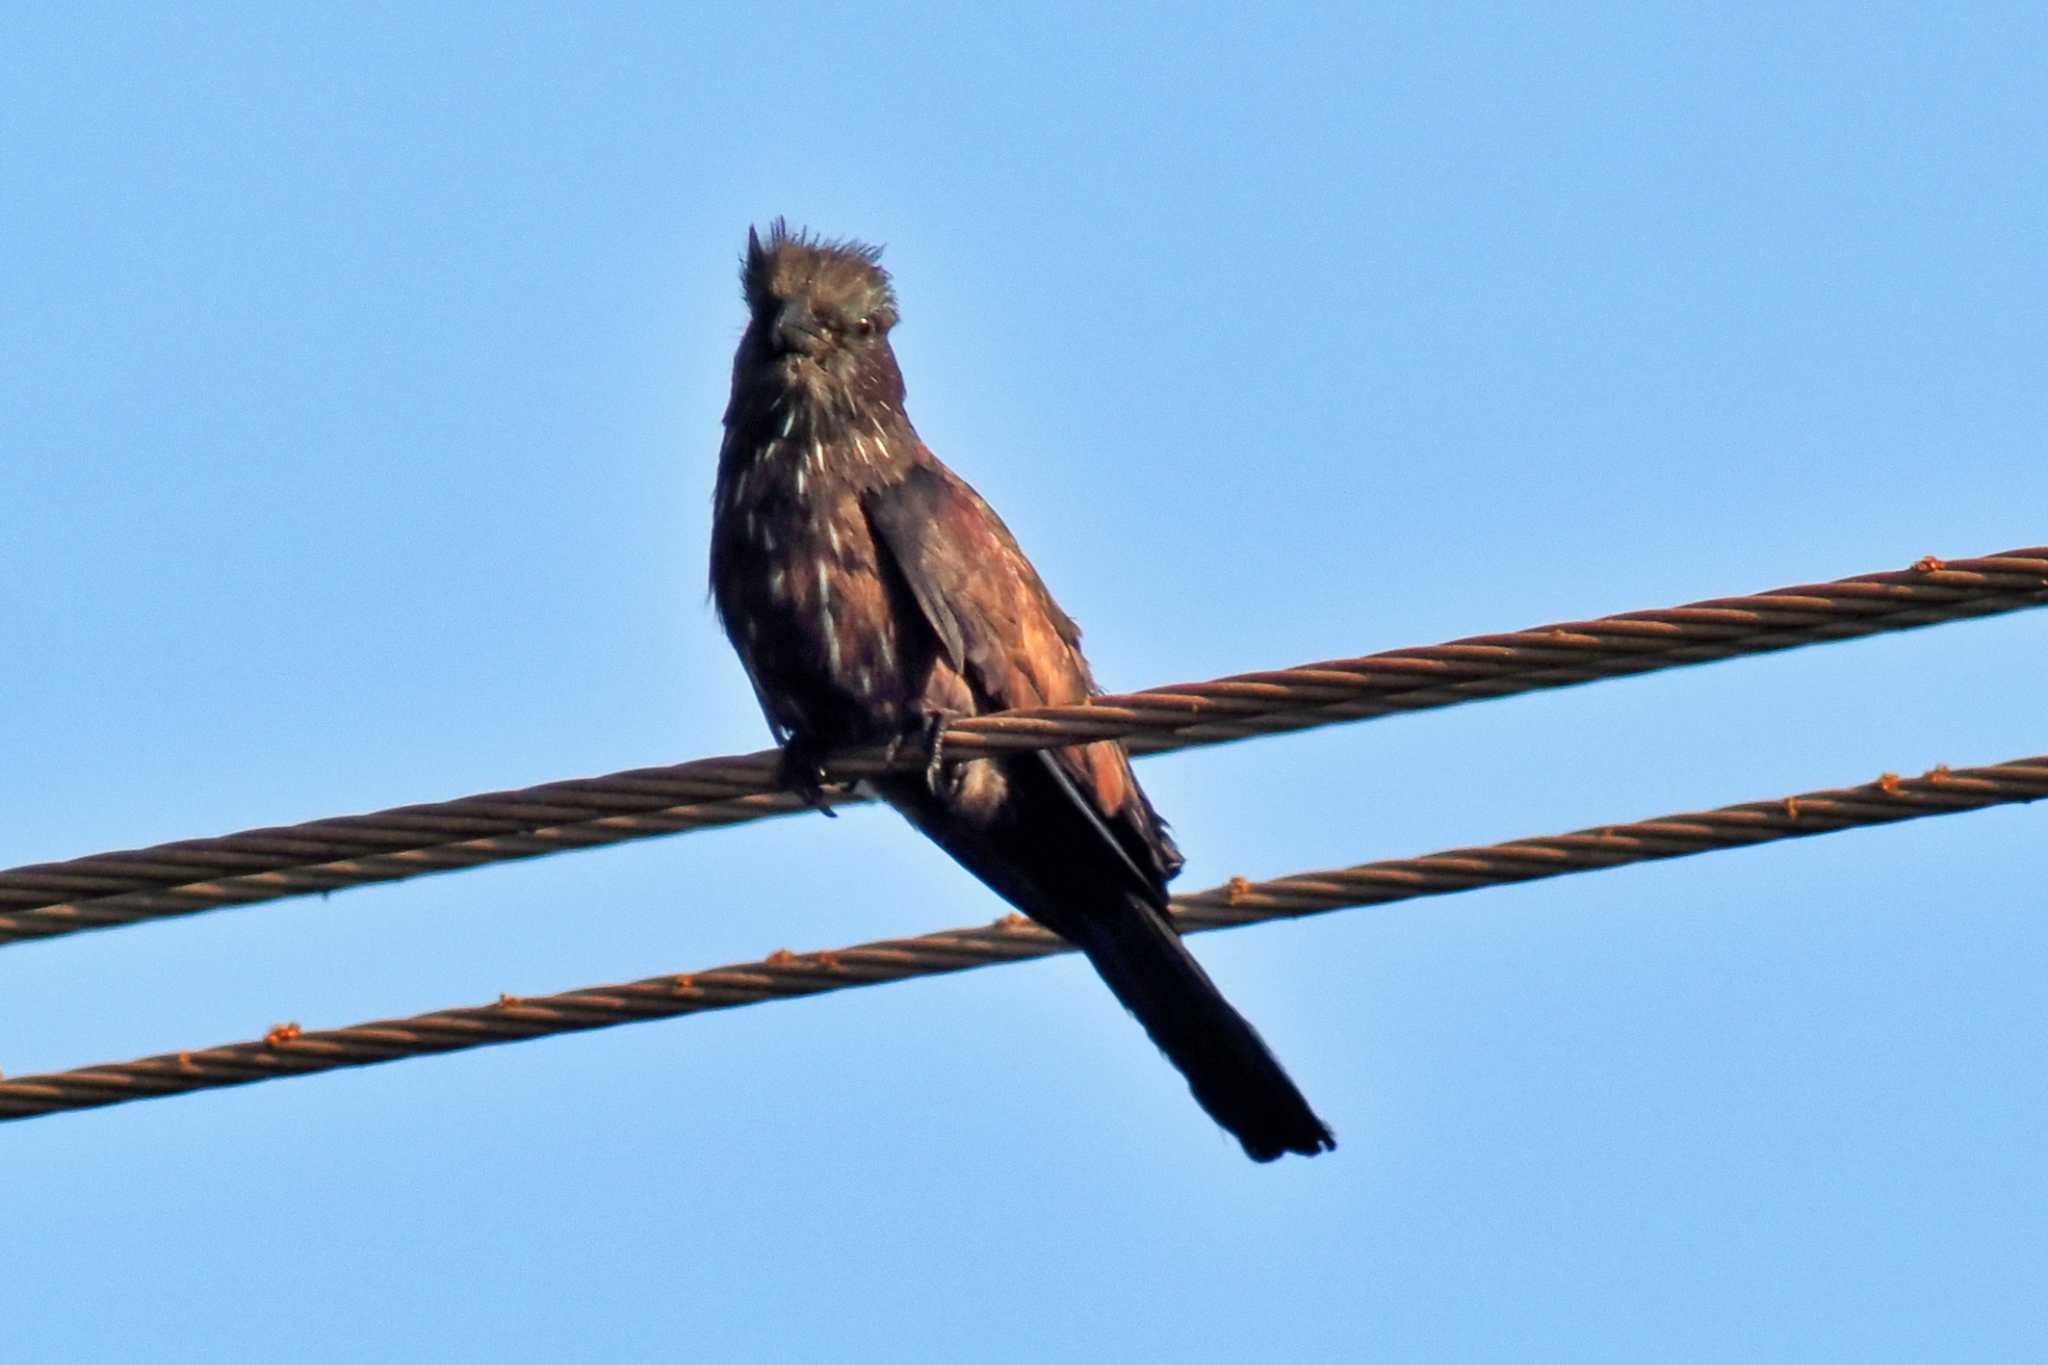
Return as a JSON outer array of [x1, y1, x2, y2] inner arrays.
[[742, 218, 897, 326]]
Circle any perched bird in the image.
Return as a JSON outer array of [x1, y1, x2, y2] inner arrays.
[[708, 221, 1334, 1161]]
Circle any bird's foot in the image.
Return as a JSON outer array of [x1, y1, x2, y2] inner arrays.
[[916, 710, 953, 795], [775, 738, 839, 818], [872, 711, 961, 796], [880, 711, 956, 794]]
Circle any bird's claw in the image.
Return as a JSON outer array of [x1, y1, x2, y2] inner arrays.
[[921, 713, 950, 793], [916, 711, 952, 795], [880, 712, 954, 794], [775, 740, 838, 817]]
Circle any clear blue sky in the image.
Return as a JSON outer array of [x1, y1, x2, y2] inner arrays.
[[3, 5, 2044, 1360]]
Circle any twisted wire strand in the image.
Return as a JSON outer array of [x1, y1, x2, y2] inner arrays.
[[3, 753, 2040, 1122], [3, 547, 2043, 947]]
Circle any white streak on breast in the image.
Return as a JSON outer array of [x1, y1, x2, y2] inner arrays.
[[816, 561, 841, 674]]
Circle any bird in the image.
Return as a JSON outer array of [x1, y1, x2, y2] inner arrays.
[[708, 221, 1334, 1161]]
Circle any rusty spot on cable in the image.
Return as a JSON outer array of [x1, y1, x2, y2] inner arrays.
[[1924, 762, 1951, 783], [1878, 772, 1902, 795], [993, 912, 1031, 932], [495, 992, 524, 1008], [1783, 796, 1801, 820], [673, 974, 695, 992], [263, 1021, 302, 1047], [1911, 555, 1945, 573], [766, 948, 796, 965], [178, 1051, 195, 1072], [814, 949, 843, 971], [1226, 875, 1253, 906]]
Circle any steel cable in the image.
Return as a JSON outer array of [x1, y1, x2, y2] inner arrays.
[[2, 548, 2042, 947], [3, 753, 2040, 1122]]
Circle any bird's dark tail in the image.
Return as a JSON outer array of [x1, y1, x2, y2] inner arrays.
[[1068, 891, 1335, 1162], [876, 761, 1333, 1162]]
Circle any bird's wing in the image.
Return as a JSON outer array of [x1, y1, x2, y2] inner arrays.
[[862, 455, 1182, 892]]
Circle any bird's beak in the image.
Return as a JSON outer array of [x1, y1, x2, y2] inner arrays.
[[771, 300, 827, 357]]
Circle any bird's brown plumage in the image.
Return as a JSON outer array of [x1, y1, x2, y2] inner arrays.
[[709, 221, 1333, 1160]]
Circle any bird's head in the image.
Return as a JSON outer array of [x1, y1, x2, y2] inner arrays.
[[731, 220, 904, 425]]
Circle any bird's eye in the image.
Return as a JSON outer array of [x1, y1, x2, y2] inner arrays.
[[852, 316, 875, 338]]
